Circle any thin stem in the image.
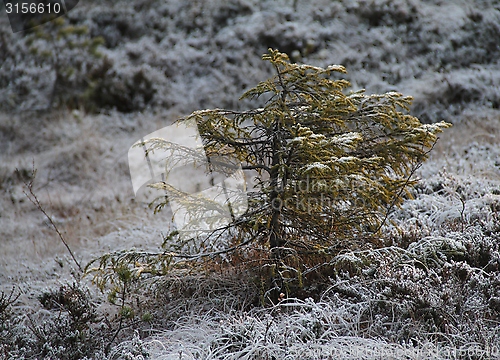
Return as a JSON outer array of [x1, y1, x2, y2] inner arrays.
[[20, 164, 83, 273]]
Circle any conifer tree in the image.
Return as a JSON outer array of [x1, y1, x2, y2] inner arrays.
[[149, 49, 450, 257], [88, 49, 450, 295]]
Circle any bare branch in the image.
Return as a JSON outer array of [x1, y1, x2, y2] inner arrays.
[[20, 162, 83, 273]]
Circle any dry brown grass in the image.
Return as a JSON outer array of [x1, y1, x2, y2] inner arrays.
[[0, 109, 177, 292]]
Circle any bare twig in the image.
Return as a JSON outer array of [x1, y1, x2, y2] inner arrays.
[[0, 286, 20, 316], [459, 195, 466, 233], [19, 163, 83, 273]]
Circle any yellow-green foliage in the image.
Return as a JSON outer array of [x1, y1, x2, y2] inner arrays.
[[172, 49, 451, 252], [87, 49, 450, 293]]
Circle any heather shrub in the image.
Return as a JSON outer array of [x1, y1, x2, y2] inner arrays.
[[1, 283, 107, 360]]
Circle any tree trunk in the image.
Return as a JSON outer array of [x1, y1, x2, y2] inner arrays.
[[269, 119, 283, 258]]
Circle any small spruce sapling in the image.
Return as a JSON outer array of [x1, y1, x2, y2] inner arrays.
[[87, 49, 450, 296], [151, 49, 450, 254]]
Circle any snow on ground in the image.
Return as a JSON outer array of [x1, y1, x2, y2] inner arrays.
[[1, 0, 500, 358]]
